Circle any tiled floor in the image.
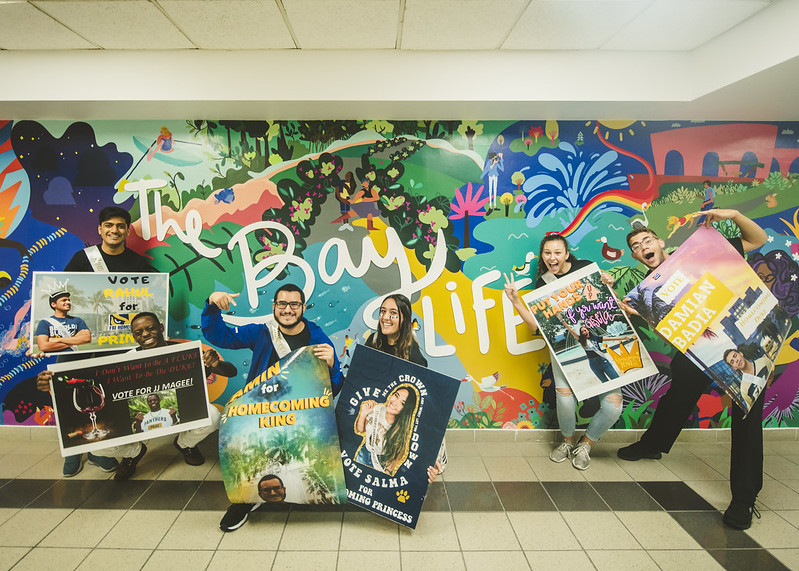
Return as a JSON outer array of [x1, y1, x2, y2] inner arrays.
[[1, 428, 798, 570]]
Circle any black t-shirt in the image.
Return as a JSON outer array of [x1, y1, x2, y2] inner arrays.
[[267, 325, 312, 369], [364, 333, 428, 367], [64, 247, 155, 272], [535, 258, 592, 289]]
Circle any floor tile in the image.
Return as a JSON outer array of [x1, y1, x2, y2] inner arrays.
[[0, 479, 56, 508], [399, 512, 459, 551], [591, 482, 662, 511], [279, 512, 342, 550], [0, 454, 49, 478], [494, 481, 556, 511], [0, 508, 20, 527], [587, 549, 658, 570], [217, 509, 287, 550], [475, 442, 524, 457], [75, 548, 152, 571], [707, 548, 790, 570], [0, 546, 29, 569], [40, 508, 125, 548], [0, 508, 71, 546], [272, 549, 339, 569], [445, 482, 502, 511], [769, 548, 799, 569], [616, 511, 702, 549], [683, 480, 732, 511], [11, 546, 91, 571], [507, 512, 578, 551], [207, 550, 277, 570], [743, 511, 799, 548], [184, 479, 232, 511], [527, 549, 593, 569], [143, 549, 214, 570], [561, 511, 640, 550], [340, 511, 399, 551], [615, 458, 680, 481], [758, 479, 799, 510], [98, 509, 179, 549], [518, 442, 560, 457], [543, 481, 609, 511], [669, 511, 761, 549], [401, 550, 464, 570], [580, 456, 634, 481], [452, 512, 520, 551], [528, 458, 586, 481], [639, 481, 715, 511], [131, 479, 202, 510], [78, 480, 153, 510], [158, 510, 223, 550], [483, 456, 536, 481], [647, 549, 724, 570], [421, 481, 450, 511], [444, 442, 479, 457], [462, 549, 528, 569], [659, 455, 726, 481], [28, 479, 106, 509], [775, 509, 799, 529], [442, 456, 490, 482]]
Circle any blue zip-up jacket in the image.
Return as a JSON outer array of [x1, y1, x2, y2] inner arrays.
[[201, 302, 343, 396]]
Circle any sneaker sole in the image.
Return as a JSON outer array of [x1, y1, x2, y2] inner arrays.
[[220, 513, 248, 532], [549, 455, 569, 463], [63, 465, 84, 477], [87, 460, 118, 473]]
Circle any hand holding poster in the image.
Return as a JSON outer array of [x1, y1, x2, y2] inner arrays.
[[624, 227, 790, 415], [523, 263, 658, 401], [49, 341, 211, 455], [336, 345, 459, 529], [219, 346, 347, 506], [32, 272, 169, 354]]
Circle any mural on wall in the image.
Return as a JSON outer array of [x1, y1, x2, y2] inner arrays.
[[1, 118, 799, 432]]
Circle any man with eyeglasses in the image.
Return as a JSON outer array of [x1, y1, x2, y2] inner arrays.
[[201, 283, 342, 531], [617, 209, 768, 531]]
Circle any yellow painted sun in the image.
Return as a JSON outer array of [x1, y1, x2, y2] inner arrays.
[[585, 120, 646, 142]]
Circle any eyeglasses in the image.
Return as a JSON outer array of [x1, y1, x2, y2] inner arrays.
[[630, 236, 656, 254], [379, 308, 399, 320], [274, 301, 303, 309], [259, 485, 284, 493]]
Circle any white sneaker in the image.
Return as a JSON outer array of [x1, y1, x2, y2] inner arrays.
[[571, 442, 591, 470], [549, 442, 574, 463]]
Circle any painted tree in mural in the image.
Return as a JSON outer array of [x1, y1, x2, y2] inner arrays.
[[448, 182, 489, 250]]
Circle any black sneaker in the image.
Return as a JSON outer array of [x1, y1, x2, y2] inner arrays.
[[114, 443, 147, 481], [174, 437, 205, 466], [220, 503, 257, 532], [723, 501, 761, 530], [617, 441, 662, 461]]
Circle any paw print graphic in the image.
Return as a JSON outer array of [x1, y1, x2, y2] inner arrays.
[[396, 490, 409, 504]]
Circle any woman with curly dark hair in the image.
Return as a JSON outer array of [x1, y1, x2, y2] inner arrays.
[[749, 250, 799, 316]]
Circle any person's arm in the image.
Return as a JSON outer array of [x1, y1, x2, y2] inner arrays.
[[201, 293, 259, 351], [699, 208, 767, 252], [36, 328, 90, 352], [503, 273, 539, 334], [169, 408, 179, 424], [601, 335, 634, 342], [36, 370, 53, 393], [133, 412, 144, 432], [203, 348, 238, 377], [355, 401, 376, 434], [59, 329, 90, 346], [555, 313, 579, 341], [312, 328, 343, 396]]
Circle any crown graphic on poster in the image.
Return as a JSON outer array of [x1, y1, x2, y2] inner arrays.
[[605, 340, 643, 373], [43, 279, 70, 296]]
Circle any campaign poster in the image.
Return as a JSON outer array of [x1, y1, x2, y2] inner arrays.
[[625, 227, 791, 415], [336, 345, 460, 529], [219, 346, 347, 506], [524, 263, 658, 401], [31, 271, 169, 354], [48, 341, 211, 456]]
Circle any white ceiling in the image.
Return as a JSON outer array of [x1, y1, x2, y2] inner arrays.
[[1, 0, 798, 120], [0, 0, 776, 51]]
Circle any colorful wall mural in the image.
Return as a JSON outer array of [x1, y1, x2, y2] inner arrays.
[[2, 118, 799, 432]]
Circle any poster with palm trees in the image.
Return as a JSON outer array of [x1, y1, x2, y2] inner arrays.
[[219, 346, 347, 505], [31, 272, 169, 354]]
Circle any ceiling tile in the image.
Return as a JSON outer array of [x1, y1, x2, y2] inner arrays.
[[504, 0, 651, 50], [603, 0, 773, 51], [32, 0, 194, 50], [159, 0, 294, 49], [402, 0, 527, 50], [283, 0, 398, 49], [0, 1, 95, 49]]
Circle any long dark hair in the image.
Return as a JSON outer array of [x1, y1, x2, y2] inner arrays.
[[368, 294, 418, 360], [380, 384, 418, 474], [536, 234, 577, 278], [577, 325, 590, 348]]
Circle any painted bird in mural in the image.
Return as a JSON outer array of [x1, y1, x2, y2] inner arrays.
[[596, 236, 624, 261], [630, 202, 649, 230], [465, 372, 508, 394], [512, 251, 536, 275]]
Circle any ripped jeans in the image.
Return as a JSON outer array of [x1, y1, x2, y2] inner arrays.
[[552, 359, 622, 442]]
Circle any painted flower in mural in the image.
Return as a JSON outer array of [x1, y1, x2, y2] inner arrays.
[[418, 206, 448, 232], [523, 142, 627, 221], [289, 197, 313, 222]]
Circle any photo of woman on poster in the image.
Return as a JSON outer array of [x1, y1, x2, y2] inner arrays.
[[361, 293, 446, 482], [355, 383, 418, 476], [557, 315, 634, 384]]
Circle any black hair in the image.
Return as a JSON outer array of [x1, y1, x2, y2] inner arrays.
[[535, 234, 577, 278], [626, 227, 659, 249], [258, 474, 284, 487], [131, 312, 161, 328], [274, 283, 305, 304], [98, 206, 131, 225], [368, 294, 418, 361]]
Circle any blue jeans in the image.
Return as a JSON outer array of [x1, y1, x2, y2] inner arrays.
[[552, 359, 622, 442], [587, 355, 619, 383]]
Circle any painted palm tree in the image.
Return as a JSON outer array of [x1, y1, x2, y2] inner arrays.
[[87, 289, 114, 335], [448, 182, 489, 249]]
